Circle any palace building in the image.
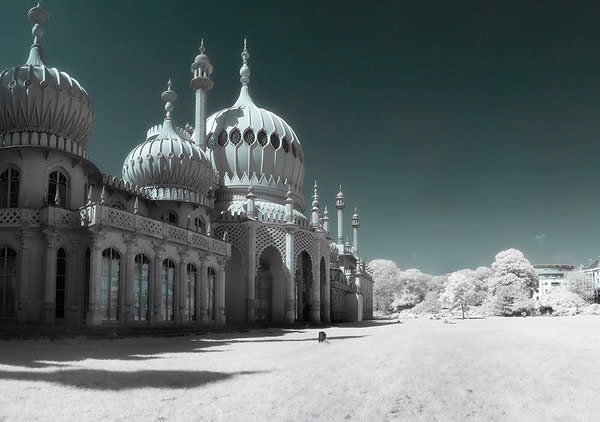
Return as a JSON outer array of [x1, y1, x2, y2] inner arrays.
[[0, 4, 373, 328]]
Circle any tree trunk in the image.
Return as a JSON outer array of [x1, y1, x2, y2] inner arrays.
[[461, 303, 465, 319]]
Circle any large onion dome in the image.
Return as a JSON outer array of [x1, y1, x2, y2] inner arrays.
[[122, 81, 216, 202], [205, 40, 305, 210], [0, 5, 94, 158]]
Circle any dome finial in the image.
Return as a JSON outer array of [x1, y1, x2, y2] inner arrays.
[[26, 2, 49, 66], [199, 38, 205, 54], [161, 78, 177, 120], [240, 38, 251, 86]]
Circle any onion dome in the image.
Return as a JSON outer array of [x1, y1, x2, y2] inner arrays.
[[122, 80, 216, 202], [0, 4, 94, 158], [206, 40, 305, 210]]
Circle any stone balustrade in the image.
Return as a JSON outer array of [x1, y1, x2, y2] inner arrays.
[[80, 203, 230, 256]]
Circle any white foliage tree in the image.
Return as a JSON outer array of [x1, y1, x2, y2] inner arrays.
[[566, 271, 594, 302], [370, 259, 402, 311], [440, 270, 477, 319], [486, 249, 538, 315]]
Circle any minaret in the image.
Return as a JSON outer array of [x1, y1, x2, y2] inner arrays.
[[285, 186, 294, 223], [352, 208, 360, 256], [190, 39, 213, 148], [311, 181, 320, 229], [336, 185, 345, 245], [322, 206, 330, 237]]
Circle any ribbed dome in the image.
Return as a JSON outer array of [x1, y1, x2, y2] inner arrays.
[[0, 5, 94, 155], [122, 82, 215, 202], [205, 42, 305, 209]]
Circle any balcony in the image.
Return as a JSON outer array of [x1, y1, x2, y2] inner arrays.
[[80, 203, 230, 256], [0, 207, 77, 228]]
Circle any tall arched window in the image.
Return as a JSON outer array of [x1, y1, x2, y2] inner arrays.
[[101, 248, 120, 321], [161, 259, 176, 321], [161, 210, 178, 225], [48, 169, 69, 207], [55, 248, 67, 319], [0, 167, 19, 208], [186, 263, 198, 321], [0, 247, 17, 317], [133, 254, 151, 321], [207, 267, 216, 321]]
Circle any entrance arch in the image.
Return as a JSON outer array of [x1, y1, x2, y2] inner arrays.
[[296, 251, 312, 322], [225, 246, 246, 322], [256, 246, 285, 323]]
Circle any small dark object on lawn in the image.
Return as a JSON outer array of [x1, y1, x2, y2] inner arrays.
[[397, 320, 402, 324], [318, 331, 327, 342], [521, 311, 527, 318], [443, 319, 456, 325]]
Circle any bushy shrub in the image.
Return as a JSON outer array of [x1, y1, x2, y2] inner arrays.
[[580, 303, 600, 315], [412, 291, 442, 314], [538, 289, 586, 316]]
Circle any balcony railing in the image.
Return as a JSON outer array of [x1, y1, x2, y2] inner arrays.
[[80, 203, 230, 256], [0, 207, 77, 228]]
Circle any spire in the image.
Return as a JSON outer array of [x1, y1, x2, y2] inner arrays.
[[26, 3, 49, 66], [159, 79, 179, 138], [240, 38, 250, 86], [312, 181, 320, 208], [199, 38, 205, 54]]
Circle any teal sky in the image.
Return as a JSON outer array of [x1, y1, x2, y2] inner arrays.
[[3, 1, 600, 274]]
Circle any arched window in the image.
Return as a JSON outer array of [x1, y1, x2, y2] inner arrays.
[[207, 267, 216, 321], [101, 248, 120, 321], [133, 254, 151, 321], [186, 263, 198, 321], [194, 217, 204, 234], [55, 248, 67, 319], [0, 247, 17, 317], [270, 133, 280, 149], [230, 128, 241, 146], [161, 259, 176, 321], [218, 131, 227, 146], [243, 129, 255, 145], [282, 137, 290, 153], [111, 202, 125, 210], [48, 169, 69, 207], [0, 167, 19, 208], [257, 130, 268, 146]]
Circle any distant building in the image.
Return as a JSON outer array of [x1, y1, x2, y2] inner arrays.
[[533, 264, 575, 300], [580, 259, 600, 302]]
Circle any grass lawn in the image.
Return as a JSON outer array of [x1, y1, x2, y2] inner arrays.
[[1, 316, 600, 421]]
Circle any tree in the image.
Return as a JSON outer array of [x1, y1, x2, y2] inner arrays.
[[486, 249, 538, 316], [566, 271, 594, 303], [370, 259, 402, 311], [440, 271, 477, 319], [539, 289, 586, 316], [412, 290, 442, 314]]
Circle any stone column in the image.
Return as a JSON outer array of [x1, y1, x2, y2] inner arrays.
[[42, 228, 59, 324], [284, 225, 297, 323], [87, 231, 105, 327], [311, 240, 321, 323], [152, 243, 166, 323], [247, 223, 257, 322], [217, 258, 227, 324], [197, 254, 207, 322], [123, 236, 136, 325], [322, 245, 331, 324], [68, 238, 82, 325], [176, 249, 188, 325], [17, 230, 34, 323]]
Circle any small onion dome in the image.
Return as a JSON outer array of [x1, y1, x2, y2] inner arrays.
[[122, 81, 214, 201], [205, 40, 305, 209], [192, 39, 213, 75], [336, 185, 345, 200], [0, 5, 94, 154]]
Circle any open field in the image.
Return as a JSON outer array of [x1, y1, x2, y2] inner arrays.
[[1, 317, 600, 421]]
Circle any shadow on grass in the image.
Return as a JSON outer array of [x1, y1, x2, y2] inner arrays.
[[0, 369, 267, 390], [329, 320, 400, 329], [226, 335, 367, 343], [0, 328, 306, 369]]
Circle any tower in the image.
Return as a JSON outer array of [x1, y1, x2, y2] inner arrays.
[[336, 185, 345, 245], [190, 39, 213, 148], [352, 208, 360, 256], [322, 206, 330, 237], [311, 181, 320, 229]]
